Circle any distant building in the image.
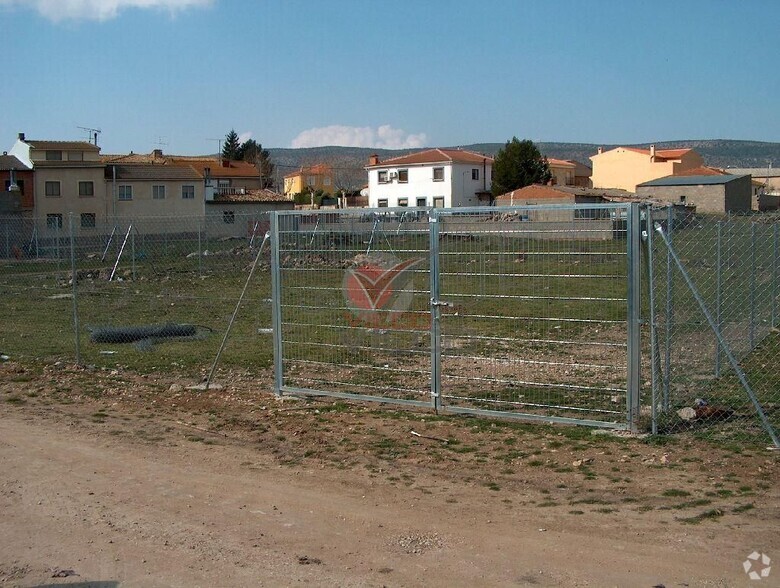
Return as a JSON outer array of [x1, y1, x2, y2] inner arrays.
[[365, 148, 493, 208], [0, 153, 34, 213], [636, 174, 752, 214], [590, 145, 704, 192], [283, 164, 334, 197], [547, 158, 592, 188]]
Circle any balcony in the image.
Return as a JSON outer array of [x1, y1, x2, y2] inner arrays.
[[215, 186, 247, 196]]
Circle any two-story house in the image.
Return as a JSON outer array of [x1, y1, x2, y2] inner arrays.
[[365, 148, 493, 208], [590, 145, 704, 193], [283, 164, 334, 197], [10, 133, 106, 233]]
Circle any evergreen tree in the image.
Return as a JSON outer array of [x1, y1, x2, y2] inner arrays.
[[237, 138, 275, 189], [222, 129, 241, 160], [491, 137, 551, 196]]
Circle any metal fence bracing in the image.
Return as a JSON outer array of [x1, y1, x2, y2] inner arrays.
[[2, 206, 779, 447]]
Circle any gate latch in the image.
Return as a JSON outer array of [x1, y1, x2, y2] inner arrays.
[[431, 299, 452, 308]]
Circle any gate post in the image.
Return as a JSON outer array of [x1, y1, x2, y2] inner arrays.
[[429, 211, 442, 412], [270, 212, 284, 397], [626, 203, 642, 431]]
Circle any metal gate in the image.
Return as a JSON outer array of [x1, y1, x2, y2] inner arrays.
[[271, 204, 641, 429]]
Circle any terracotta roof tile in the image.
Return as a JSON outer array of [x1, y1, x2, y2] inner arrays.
[[673, 166, 728, 177], [283, 163, 332, 178], [210, 189, 291, 203], [26, 140, 100, 151], [367, 148, 493, 168]]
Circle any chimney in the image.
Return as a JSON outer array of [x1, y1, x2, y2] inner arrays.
[[650, 144, 656, 161], [221, 158, 230, 168], [18, 132, 25, 141], [153, 149, 163, 158], [597, 146, 603, 154], [368, 154, 379, 166]]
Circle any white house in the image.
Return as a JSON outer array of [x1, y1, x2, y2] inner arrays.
[[365, 148, 493, 208]]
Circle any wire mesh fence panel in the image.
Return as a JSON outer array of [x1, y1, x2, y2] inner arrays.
[[649, 208, 780, 447], [0, 213, 275, 379], [434, 206, 632, 427], [273, 209, 433, 405]]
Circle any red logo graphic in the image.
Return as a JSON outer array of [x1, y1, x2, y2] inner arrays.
[[343, 254, 422, 326]]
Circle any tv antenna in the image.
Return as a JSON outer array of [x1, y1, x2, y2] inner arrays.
[[154, 136, 169, 149], [206, 138, 222, 157], [77, 126, 101, 146]]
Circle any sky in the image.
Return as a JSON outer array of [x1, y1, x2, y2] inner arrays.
[[1, 0, 779, 155]]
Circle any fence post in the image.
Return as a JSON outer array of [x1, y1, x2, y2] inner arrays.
[[626, 203, 642, 431], [643, 206, 660, 434], [4, 220, 8, 258], [715, 221, 722, 377], [750, 223, 756, 350], [429, 210, 443, 413], [270, 212, 284, 397], [773, 223, 779, 329], [68, 213, 81, 365], [662, 206, 673, 410], [197, 222, 203, 276]]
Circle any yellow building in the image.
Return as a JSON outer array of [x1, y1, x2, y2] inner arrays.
[[590, 145, 704, 192], [283, 164, 334, 196]]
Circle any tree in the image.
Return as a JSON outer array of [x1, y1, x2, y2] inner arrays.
[[236, 137, 275, 190], [221, 129, 241, 160], [491, 137, 551, 197]]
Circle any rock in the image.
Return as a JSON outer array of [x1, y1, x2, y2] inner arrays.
[[677, 407, 697, 421], [169, 383, 184, 393]]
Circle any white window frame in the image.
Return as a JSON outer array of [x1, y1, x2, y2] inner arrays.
[[152, 185, 166, 200], [416, 197, 427, 207], [398, 169, 409, 183], [433, 167, 444, 182], [472, 168, 479, 181], [398, 198, 408, 207], [377, 199, 388, 207], [182, 185, 195, 200], [377, 170, 389, 184]]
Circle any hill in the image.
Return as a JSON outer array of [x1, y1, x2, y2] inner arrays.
[[267, 140, 780, 186]]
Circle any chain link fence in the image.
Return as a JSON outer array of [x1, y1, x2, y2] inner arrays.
[[2, 207, 779, 448], [646, 208, 780, 447], [0, 212, 274, 382]]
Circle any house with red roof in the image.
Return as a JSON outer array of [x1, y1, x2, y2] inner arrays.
[[365, 148, 493, 208], [590, 145, 704, 192]]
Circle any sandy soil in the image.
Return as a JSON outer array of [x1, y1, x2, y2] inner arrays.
[[0, 361, 778, 587]]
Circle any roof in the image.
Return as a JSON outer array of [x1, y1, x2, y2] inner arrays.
[[210, 189, 291, 203], [673, 166, 728, 177], [725, 167, 780, 178], [25, 140, 100, 152], [107, 164, 202, 181], [283, 163, 332, 179], [184, 159, 260, 178], [367, 148, 493, 168], [546, 158, 576, 169], [638, 174, 746, 187], [606, 146, 695, 161], [496, 184, 630, 202], [0, 155, 31, 171]]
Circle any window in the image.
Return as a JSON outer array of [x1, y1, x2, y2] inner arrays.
[[223, 210, 235, 224], [378, 199, 388, 207], [45, 150, 62, 161], [398, 198, 408, 207], [80, 213, 96, 228], [118, 185, 132, 200], [152, 185, 166, 200], [377, 170, 389, 184], [306, 175, 316, 187], [324, 177, 332, 186], [472, 168, 480, 181], [433, 196, 445, 208], [45, 181, 61, 197], [416, 197, 427, 207], [680, 195, 687, 203], [46, 214, 63, 229], [433, 167, 444, 181], [182, 185, 195, 199], [78, 181, 94, 197], [67, 151, 83, 161], [398, 169, 409, 183]]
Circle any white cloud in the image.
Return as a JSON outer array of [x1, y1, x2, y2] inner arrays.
[[291, 125, 428, 149], [237, 131, 253, 144], [0, 0, 213, 22]]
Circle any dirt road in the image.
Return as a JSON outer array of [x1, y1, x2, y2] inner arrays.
[[0, 405, 775, 588]]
